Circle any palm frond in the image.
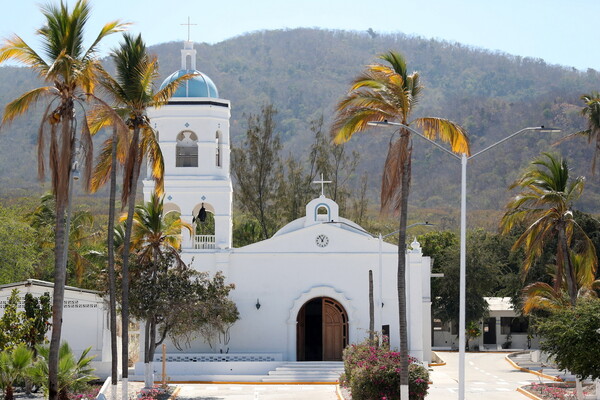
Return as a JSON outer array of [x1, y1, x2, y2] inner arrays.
[[1, 87, 54, 125]]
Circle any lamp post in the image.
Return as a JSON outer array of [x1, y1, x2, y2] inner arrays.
[[369, 120, 560, 399]]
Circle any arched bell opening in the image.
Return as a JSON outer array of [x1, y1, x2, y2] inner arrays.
[[296, 297, 348, 361], [192, 202, 216, 249]]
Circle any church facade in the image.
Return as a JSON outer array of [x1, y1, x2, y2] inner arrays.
[[141, 41, 433, 368]]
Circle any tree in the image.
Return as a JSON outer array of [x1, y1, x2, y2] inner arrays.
[[575, 92, 600, 173], [0, 290, 51, 355], [126, 192, 192, 386], [0, 2, 125, 398], [501, 153, 597, 305], [332, 50, 470, 398], [231, 104, 284, 239], [0, 207, 40, 284], [535, 298, 600, 380], [522, 252, 600, 314], [89, 33, 186, 394], [127, 255, 238, 386]]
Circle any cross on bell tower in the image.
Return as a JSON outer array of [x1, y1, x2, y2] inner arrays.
[[312, 173, 332, 197]]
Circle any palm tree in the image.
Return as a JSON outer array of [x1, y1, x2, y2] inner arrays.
[[126, 192, 192, 387], [576, 92, 600, 173], [30, 343, 96, 400], [332, 51, 470, 398], [0, 345, 33, 400], [0, 3, 124, 398], [523, 252, 600, 314], [501, 152, 597, 306], [88, 32, 190, 395]]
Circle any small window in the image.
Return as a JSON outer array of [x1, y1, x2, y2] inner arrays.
[[176, 131, 198, 167], [510, 317, 529, 333]]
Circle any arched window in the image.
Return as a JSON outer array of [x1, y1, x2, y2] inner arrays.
[[176, 131, 198, 167], [215, 130, 222, 167]]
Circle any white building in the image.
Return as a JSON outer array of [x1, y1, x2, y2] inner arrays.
[[137, 40, 434, 378], [433, 297, 539, 351], [0, 279, 116, 378]]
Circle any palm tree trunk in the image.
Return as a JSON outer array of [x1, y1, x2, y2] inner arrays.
[[107, 127, 119, 396], [48, 191, 68, 400], [369, 270, 374, 343], [49, 116, 76, 400], [558, 225, 578, 305], [121, 126, 142, 400], [397, 137, 412, 399]]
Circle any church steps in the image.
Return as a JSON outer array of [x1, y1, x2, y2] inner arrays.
[[262, 362, 344, 382]]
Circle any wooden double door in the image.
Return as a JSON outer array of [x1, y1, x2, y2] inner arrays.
[[297, 297, 348, 361]]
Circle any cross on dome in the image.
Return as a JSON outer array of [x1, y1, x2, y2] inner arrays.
[[180, 16, 198, 42], [312, 173, 332, 197]]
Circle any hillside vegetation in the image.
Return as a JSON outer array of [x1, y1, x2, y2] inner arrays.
[[1, 28, 599, 218]]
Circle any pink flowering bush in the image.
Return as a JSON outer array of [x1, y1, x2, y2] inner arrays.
[[135, 385, 173, 400], [528, 383, 591, 400], [340, 338, 429, 400], [68, 385, 100, 400]]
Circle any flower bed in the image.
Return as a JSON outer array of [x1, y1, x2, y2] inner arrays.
[[523, 382, 595, 400], [340, 339, 429, 400]]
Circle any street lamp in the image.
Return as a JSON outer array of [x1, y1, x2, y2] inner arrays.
[[369, 120, 560, 400]]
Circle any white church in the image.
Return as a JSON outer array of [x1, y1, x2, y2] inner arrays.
[[134, 40, 434, 380]]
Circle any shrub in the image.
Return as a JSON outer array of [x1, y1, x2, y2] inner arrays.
[[340, 338, 429, 400]]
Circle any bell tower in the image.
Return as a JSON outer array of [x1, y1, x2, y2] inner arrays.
[[143, 40, 232, 250]]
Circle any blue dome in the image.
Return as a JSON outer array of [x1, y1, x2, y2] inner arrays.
[[159, 69, 219, 98]]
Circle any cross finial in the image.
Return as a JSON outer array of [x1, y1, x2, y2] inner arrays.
[[312, 173, 332, 197], [181, 17, 198, 42]]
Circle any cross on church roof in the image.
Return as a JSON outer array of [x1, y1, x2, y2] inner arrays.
[[180, 16, 198, 42], [312, 173, 332, 197]]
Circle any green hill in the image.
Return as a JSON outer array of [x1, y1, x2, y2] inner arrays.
[[1, 28, 598, 214]]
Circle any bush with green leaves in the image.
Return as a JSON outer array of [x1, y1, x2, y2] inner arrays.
[[340, 338, 429, 400], [535, 298, 600, 380], [0, 344, 33, 400], [29, 343, 96, 400]]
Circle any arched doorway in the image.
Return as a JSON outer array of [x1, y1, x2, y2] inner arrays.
[[296, 297, 348, 361]]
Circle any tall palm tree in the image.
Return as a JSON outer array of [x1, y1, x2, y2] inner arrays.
[[89, 32, 190, 396], [126, 192, 192, 387], [501, 153, 597, 306], [332, 51, 470, 398], [0, 2, 124, 399]]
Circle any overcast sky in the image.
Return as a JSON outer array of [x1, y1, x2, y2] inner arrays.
[[2, 0, 598, 71]]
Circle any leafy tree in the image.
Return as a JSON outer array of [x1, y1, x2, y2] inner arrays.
[[0, 2, 124, 398], [332, 50, 470, 397], [501, 153, 597, 305], [535, 298, 600, 380], [127, 255, 238, 385], [0, 290, 51, 355], [428, 230, 501, 327], [0, 344, 33, 400], [231, 104, 284, 239], [22, 293, 52, 357], [0, 207, 40, 284], [0, 290, 25, 352]]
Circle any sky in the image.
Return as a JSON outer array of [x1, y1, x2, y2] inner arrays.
[[1, 0, 599, 71]]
